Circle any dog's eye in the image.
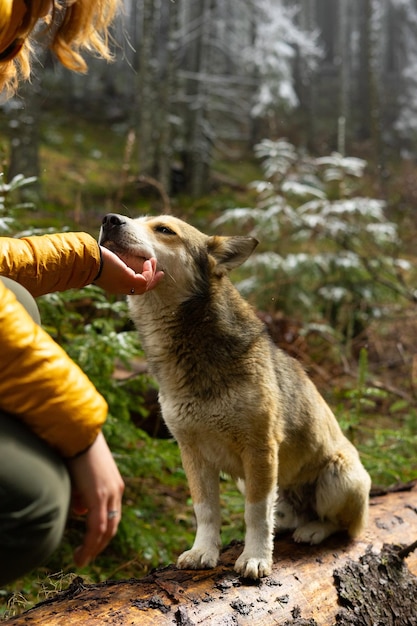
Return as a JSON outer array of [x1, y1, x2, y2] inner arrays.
[[155, 225, 176, 235]]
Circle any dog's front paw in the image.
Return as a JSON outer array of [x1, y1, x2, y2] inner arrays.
[[293, 520, 338, 545], [234, 553, 272, 579], [177, 547, 219, 570]]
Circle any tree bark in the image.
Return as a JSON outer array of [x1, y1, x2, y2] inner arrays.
[[4, 482, 417, 626]]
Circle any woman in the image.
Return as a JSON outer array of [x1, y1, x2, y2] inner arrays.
[[0, 1, 163, 585]]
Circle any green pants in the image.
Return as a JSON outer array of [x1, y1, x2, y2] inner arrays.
[[0, 278, 71, 586]]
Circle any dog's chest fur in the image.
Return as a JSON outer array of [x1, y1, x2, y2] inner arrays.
[[128, 275, 282, 473]]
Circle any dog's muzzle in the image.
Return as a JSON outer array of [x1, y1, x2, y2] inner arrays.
[[101, 213, 126, 235]]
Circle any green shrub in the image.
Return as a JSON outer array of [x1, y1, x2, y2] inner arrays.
[[215, 139, 416, 341]]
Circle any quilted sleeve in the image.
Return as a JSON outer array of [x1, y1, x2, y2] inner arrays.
[[0, 232, 101, 297], [0, 278, 108, 458]]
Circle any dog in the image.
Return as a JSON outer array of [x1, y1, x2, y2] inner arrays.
[[99, 212, 371, 580]]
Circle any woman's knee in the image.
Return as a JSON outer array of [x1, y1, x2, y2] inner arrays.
[[0, 276, 41, 324], [0, 414, 71, 585]]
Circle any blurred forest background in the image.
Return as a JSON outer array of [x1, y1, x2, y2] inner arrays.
[[1, 0, 417, 617], [6, 0, 417, 198]]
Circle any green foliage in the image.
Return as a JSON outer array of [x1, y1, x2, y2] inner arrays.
[[215, 139, 416, 341], [39, 289, 139, 411], [0, 173, 37, 233], [360, 411, 417, 486], [38, 288, 155, 473], [336, 348, 417, 487]]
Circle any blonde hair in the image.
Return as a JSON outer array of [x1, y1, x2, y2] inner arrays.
[[0, 0, 121, 98]]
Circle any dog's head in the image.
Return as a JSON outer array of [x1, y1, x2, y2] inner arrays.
[[99, 213, 258, 301]]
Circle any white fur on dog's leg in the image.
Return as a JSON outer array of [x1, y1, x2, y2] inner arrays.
[[234, 496, 275, 579], [177, 503, 221, 570], [293, 520, 339, 545]]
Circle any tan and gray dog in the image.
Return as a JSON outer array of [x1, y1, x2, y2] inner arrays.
[[99, 213, 371, 580]]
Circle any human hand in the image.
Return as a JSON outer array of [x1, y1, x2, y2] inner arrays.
[[67, 432, 125, 568], [94, 246, 164, 295]]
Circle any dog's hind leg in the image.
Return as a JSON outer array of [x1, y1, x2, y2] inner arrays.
[[293, 519, 340, 544], [234, 445, 278, 579], [176, 445, 222, 570]]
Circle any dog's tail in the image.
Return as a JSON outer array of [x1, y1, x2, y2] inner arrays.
[[317, 451, 372, 537], [346, 483, 370, 537], [345, 455, 372, 537]]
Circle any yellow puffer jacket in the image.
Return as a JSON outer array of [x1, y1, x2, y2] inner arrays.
[[0, 232, 108, 458]]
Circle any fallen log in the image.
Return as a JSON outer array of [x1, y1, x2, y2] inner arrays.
[[4, 482, 417, 626]]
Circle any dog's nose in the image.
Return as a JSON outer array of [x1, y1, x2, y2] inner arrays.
[[101, 213, 126, 231]]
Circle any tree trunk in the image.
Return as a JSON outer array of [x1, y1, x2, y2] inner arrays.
[[154, 0, 178, 197], [7, 78, 43, 202], [179, 0, 213, 198], [4, 482, 417, 626], [337, 0, 350, 155], [135, 0, 157, 177]]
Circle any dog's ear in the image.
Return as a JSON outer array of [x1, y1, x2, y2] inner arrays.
[[207, 235, 259, 271]]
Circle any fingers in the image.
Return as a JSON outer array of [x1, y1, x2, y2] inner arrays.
[[74, 503, 121, 568], [67, 432, 125, 568], [142, 258, 156, 280], [138, 258, 164, 292], [95, 248, 164, 295]]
